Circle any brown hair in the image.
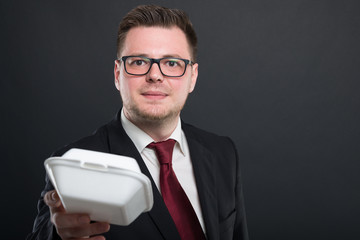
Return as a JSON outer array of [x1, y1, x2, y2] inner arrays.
[[116, 5, 198, 61]]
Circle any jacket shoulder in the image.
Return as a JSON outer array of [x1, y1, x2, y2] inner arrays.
[[182, 122, 236, 151]]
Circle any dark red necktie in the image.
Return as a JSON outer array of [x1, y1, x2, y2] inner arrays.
[[147, 139, 206, 240]]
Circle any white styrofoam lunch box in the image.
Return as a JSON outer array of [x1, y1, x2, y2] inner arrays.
[[44, 148, 153, 226]]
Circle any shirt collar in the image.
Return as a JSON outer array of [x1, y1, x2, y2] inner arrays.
[[121, 109, 186, 155]]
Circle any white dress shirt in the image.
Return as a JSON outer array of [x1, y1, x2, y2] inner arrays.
[[120, 110, 205, 232]]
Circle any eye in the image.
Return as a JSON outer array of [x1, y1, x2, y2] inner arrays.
[[127, 57, 149, 66], [134, 60, 145, 66], [164, 59, 181, 68]]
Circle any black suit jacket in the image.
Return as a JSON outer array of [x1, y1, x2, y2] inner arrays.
[[27, 111, 249, 240]]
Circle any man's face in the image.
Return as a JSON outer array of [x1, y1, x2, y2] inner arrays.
[[114, 26, 198, 124]]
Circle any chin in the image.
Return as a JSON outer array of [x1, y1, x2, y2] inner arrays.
[[134, 106, 179, 122]]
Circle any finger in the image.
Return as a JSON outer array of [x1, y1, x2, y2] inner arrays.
[[44, 191, 66, 220], [44, 190, 62, 209], [44, 190, 67, 226], [59, 222, 110, 239], [53, 213, 91, 228]]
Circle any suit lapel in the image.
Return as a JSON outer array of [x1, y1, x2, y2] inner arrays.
[[105, 115, 219, 239], [184, 125, 220, 240], [107, 118, 181, 240]]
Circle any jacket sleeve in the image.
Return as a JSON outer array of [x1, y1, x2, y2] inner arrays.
[[26, 174, 61, 240], [229, 138, 249, 240]]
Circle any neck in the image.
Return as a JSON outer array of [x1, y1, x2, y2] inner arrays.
[[124, 110, 179, 142]]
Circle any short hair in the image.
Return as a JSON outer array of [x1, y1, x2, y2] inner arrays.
[[116, 5, 198, 61]]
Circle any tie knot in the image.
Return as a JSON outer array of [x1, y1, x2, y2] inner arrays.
[[147, 139, 176, 165]]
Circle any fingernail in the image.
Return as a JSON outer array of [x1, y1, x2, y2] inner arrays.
[[51, 191, 57, 201]]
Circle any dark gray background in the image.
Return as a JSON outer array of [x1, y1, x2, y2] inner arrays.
[[2, 0, 359, 239]]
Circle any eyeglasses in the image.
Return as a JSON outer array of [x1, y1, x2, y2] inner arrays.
[[119, 56, 195, 77]]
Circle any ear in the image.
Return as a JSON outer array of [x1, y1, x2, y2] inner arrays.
[[114, 60, 121, 91], [189, 63, 198, 93]]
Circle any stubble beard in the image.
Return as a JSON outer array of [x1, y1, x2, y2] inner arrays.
[[128, 102, 183, 125]]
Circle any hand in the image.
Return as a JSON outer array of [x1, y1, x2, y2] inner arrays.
[[44, 190, 110, 240]]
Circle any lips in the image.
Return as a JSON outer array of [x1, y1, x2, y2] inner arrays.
[[141, 91, 168, 99]]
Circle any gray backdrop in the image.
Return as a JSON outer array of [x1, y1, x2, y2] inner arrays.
[[2, 0, 359, 239]]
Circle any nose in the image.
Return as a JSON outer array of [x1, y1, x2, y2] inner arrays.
[[146, 62, 164, 82]]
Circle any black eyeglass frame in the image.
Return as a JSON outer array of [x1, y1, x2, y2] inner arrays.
[[119, 56, 195, 77]]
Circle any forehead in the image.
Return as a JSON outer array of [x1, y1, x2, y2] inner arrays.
[[121, 26, 191, 59]]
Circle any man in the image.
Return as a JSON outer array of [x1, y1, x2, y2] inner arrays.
[[28, 5, 248, 240]]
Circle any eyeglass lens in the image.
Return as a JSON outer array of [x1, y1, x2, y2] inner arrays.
[[124, 56, 187, 77]]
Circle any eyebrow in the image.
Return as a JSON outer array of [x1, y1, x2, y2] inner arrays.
[[128, 53, 184, 59]]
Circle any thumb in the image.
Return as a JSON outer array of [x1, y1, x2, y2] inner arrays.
[[44, 190, 64, 211]]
